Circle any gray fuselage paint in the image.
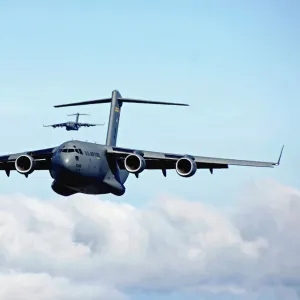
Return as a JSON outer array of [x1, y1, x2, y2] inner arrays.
[[65, 122, 79, 131], [50, 140, 129, 196]]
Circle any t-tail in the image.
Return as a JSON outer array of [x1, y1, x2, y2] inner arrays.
[[54, 90, 189, 146], [67, 113, 89, 124]]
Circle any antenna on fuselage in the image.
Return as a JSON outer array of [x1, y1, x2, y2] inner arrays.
[[54, 90, 189, 147]]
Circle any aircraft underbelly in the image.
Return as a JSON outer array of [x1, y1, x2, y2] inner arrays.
[[70, 183, 112, 195], [58, 175, 125, 195], [51, 157, 125, 196]]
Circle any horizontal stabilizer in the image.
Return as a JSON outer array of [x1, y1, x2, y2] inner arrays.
[[54, 98, 111, 108], [119, 98, 189, 106], [67, 113, 90, 116], [54, 97, 188, 108]]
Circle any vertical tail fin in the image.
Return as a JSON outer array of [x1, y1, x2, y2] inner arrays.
[[67, 113, 90, 124], [106, 90, 122, 146], [54, 90, 188, 146], [75, 113, 79, 123]]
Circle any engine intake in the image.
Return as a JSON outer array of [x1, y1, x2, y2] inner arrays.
[[15, 155, 35, 175], [176, 157, 197, 177], [124, 154, 146, 174]]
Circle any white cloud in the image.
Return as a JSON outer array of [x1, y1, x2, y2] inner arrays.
[[0, 181, 299, 299], [0, 272, 126, 300]]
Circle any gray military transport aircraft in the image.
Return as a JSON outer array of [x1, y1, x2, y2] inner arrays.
[[0, 90, 283, 196], [43, 113, 104, 131]]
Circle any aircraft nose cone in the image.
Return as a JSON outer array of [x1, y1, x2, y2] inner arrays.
[[51, 153, 74, 182], [62, 156, 71, 167]]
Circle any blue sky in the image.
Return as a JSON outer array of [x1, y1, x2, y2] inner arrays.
[[0, 1, 299, 299]]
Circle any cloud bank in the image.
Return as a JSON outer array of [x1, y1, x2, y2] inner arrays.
[[0, 180, 299, 299]]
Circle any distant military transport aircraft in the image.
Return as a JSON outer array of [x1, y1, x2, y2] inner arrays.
[[43, 112, 104, 131], [0, 90, 283, 196]]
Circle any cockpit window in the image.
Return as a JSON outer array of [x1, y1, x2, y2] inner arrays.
[[61, 148, 76, 153]]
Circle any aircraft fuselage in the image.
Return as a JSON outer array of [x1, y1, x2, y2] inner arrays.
[[49, 140, 129, 196], [65, 122, 79, 131], [1, 90, 280, 197]]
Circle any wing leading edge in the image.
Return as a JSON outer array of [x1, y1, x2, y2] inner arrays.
[[77, 122, 105, 127], [43, 123, 67, 128], [0, 147, 56, 175], [107, 146, 284, 171]]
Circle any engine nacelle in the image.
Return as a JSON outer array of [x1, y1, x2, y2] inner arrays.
[[124, 154, 146, 174], [176, 157, 197, 177], [15, 154, 35, 175]]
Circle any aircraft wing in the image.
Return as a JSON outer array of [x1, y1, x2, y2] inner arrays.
[[77, 123, 105, 127], [43, 123, 67, 128], [106, 146, 283, 172], [0, 147, 56, 174]]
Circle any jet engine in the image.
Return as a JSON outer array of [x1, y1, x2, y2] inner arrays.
[[15, 154, 35, 175], [176, 157, 197, 177], [124, 154, 146, 174]]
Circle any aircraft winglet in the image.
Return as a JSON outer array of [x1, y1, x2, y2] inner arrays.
[[276, 145, 284, 166]]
